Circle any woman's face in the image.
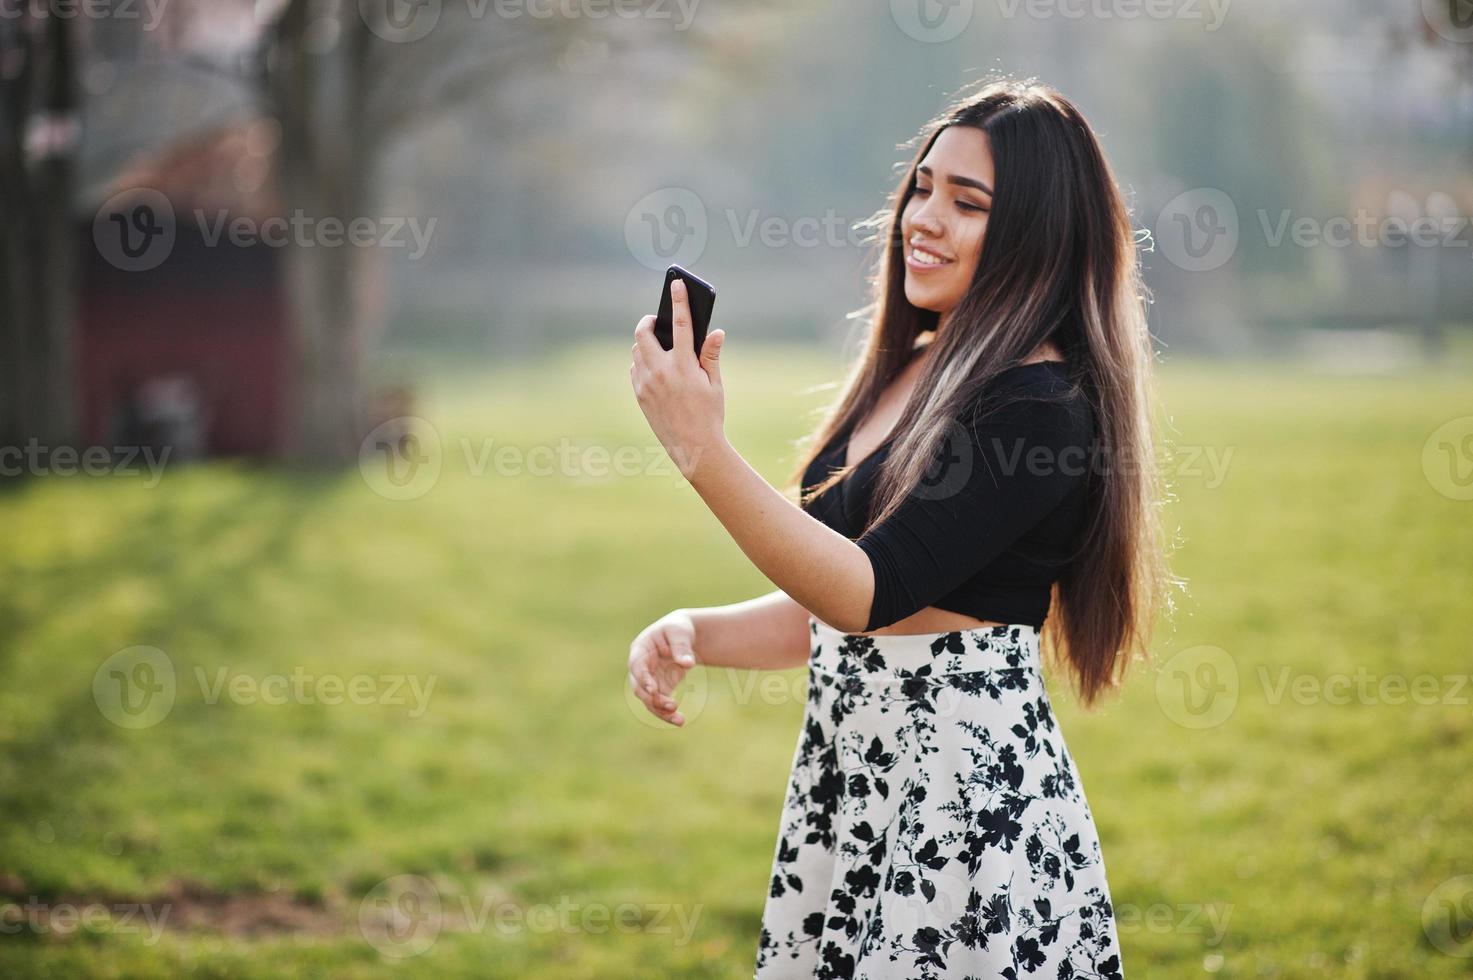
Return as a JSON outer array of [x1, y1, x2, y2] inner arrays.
[[900, 125, 995, 319]]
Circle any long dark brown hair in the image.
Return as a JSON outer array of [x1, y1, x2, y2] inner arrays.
[[785, 77, 1181, 709]]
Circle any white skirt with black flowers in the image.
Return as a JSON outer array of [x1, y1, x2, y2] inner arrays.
[[752, 616, 1125, 980]]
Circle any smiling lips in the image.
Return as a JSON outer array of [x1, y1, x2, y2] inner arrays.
[[906, 240, 953, 272]]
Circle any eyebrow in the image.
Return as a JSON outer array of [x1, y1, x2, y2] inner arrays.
[[917, 164, 993, 196]]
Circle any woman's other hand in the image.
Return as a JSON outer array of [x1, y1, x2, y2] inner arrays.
[[627, 609, 699, 727]]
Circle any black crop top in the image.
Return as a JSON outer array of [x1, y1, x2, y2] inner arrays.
[[800, 360, 1096, 632]]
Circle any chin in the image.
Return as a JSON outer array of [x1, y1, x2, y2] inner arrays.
[[903, 281, 948, 312]]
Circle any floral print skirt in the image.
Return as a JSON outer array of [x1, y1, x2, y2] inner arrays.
[[753, 616, 1124, 980]]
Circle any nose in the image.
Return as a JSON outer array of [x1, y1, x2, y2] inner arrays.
[[907, 198, 945, 242]]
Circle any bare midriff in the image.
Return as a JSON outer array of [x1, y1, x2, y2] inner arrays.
[[855, 607, 1009, 637]]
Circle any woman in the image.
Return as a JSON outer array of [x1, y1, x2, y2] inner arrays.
[[627, 78, 1176, 979]]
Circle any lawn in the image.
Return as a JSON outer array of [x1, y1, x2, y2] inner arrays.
[[1, 338, 1470, 978]]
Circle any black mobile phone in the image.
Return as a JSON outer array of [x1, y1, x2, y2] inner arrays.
[[654, 264, 716, 357]]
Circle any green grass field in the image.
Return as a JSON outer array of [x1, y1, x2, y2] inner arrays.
[[1, 340, 1470, 978]]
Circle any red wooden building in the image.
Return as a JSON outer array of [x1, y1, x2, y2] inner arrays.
[[78, 117, 293, 458]]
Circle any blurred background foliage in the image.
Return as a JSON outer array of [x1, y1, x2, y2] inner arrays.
[[2, 0, 1471, 461]]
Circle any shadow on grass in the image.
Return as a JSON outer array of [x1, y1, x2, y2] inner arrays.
[[0, 465, 351, 885]]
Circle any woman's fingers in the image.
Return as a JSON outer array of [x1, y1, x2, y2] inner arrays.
[[648, 629, 677, 696], [632, 314, 661, 360], [629, 639, 661, 696], [656, 654, 690, 700], [628, 661, 679, 718], [628, 669, 657, 710], [647, 668, 677, 712], [630, 669, 683, 724], [656, 627, 696, 671], [628, 623, 697, 727], [630, 652, 655, 695], [650, 655, 689, 714], [669, 279, 692, 356], [669, 637, 696, 667], [630, 666, 680, 719]]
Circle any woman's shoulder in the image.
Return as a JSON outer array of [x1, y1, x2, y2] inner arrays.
[[965, 361, 1094, 438], [975, 359, 1084, 401]]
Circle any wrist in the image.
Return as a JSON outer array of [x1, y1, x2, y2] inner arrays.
[[679, 432, 734, 485], [669, 607, 702, 665]]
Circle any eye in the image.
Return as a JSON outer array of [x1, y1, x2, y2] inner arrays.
[[912, 184, 931, 197], [957, 201, 988, 213]]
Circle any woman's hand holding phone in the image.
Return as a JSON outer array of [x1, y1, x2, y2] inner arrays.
[[630, 274, 727, 482]]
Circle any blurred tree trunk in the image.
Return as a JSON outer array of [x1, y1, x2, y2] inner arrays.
[[257, 0, 769, 461], [265, 2, 375, 464], [0, 13, 78, 454]]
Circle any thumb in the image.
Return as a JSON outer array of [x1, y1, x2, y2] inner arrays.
[[700, 329, 725, 378]]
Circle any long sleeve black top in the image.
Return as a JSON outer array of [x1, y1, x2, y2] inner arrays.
[[800, 360, 1097, 632]]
